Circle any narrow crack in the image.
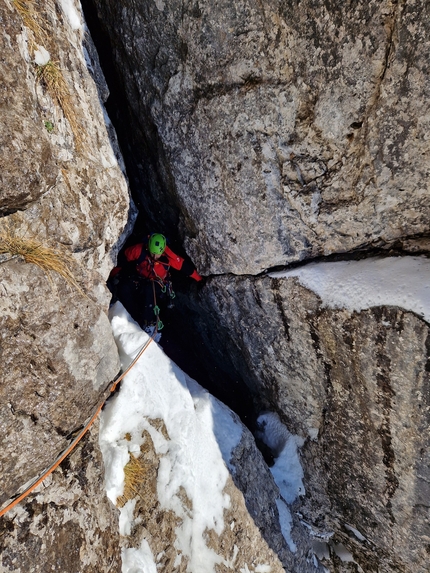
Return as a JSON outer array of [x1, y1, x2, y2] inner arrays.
[[351, 0, 407, 190], [201, 234, 430, 282]]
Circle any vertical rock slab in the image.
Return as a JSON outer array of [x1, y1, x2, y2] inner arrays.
[[0, 422, 121, 573], [189, 273, 430, 572], [0, 260, 119, 504], [0, 0, 133, 276], [0, 0, 132, 567], [89, 0, 430, 274]]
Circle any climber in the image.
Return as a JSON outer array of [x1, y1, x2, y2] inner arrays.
[[108, 233, 202, 333]]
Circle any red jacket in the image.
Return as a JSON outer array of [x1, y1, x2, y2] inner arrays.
[[112, 243, 202, 282]]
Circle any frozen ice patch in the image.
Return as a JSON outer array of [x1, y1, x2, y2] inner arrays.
[[344, 523, 367, 542], [332, 543, 363, 571]]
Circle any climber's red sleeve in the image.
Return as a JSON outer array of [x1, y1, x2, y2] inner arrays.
[[124, 243, 144, 262], [190, 269, 203, 281], [164, 245, 185, 271]]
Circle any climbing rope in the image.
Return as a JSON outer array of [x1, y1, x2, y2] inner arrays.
[[0, 327, 158, 519]]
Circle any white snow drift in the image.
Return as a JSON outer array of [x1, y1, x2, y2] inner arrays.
[[100, 303, 242, 572], [270, 256, 430, 322]]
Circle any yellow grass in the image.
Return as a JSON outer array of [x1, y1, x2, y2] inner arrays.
[[37, 61, 84, 150], [12, 0, 47, 47], [0, 228, 85, 295], [116, 454, 147, 508], [12, 0, 85, 150]]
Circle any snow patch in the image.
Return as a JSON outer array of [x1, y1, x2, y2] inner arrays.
[[58, 0, 82, 30], [256, 412, 305, 553], [122, 539, 157, 573], [119, 499, 136, 536], [308, 427, 319, 441], [34, 45, 50, 66], [240, 565, 272, 573], [332, 543, 363, 573], [100, 302, 244, 573], [270, 256, 430, 323], [256, 412, 305, 503], [276, 498, 296, 552]]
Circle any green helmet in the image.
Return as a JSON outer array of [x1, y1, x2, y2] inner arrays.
[[148, 233, 166, 255]]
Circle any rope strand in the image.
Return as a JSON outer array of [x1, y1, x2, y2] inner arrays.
[[0, 327, 157, 518]]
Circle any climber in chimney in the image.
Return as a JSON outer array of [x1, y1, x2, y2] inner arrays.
[[108, 233, 202, 335]]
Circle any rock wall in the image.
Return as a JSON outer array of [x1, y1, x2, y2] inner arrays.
[[89, 0, 429, 275], [0, 0, 132, 568], [84, 0, 430, 570], [187, 274, 430, 572], [0, 422, 122, 573], [3, 0, 430, 571]]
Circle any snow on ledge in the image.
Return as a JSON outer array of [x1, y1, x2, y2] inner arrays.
[[256, 412, 305, 553], [100, 302, 243, 573], [270, 256, 430, 323]]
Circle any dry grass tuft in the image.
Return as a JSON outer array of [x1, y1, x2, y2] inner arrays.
[[37, 61, 84, 150], [12, 0, 47, 47], [116, 453, 147, 508], [12, 0, 85, 150], [0, 227, 85, 295]]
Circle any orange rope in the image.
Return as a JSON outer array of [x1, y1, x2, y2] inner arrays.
[[0, 330, 156, 518]]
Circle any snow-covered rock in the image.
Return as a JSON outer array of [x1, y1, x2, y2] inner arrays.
[[100, 302, 319, 572]]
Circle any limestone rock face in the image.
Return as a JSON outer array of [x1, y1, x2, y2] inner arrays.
[[90, 0, 429, 275], [0, 422, 121, 573], [0, 260, 119, 504], [0, 0, 132, 277], [189, 275, 430, 572], [0, 0, 131, 562]]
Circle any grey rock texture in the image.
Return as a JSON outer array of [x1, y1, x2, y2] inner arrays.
[[2, 0, 430, 571], [86, 0, 430, 568], [91, 0, 429, 275], [189, 274, 430, 572], [1, 0, 133, 277], [0, 0, 131, 567], [0, 260, 118, 504], [0, 421, 121, 573]]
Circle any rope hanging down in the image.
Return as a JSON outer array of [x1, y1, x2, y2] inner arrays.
[[0, 328, 157, 519]]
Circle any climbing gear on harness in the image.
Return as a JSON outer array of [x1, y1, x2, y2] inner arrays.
[[166, 281, 175, 299], [148, 233, 166, 255], [152, 282, 164, 330]]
